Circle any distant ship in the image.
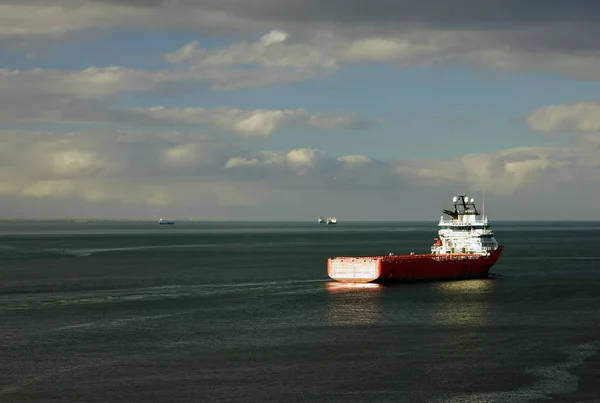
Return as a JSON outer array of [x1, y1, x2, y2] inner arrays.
[[158, 218, 175, 225], [327, 192, 503, 283], [318, 216, 337, 225]]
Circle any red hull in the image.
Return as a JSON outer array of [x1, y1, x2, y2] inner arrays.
[[327, 246, 504, 283]]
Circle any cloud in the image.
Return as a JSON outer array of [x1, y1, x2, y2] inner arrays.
[[0, 128, 395, 216], [284, 148, 322, 168], [160, 142, 221, 168], [3, 2, 600, 219], [260, 30, 288, 46], [3, 8, 600, 128], [0, 65, 380, 136], [164, 30, 338, 70], [0, 1, 261, 41], [3, 1, 600, 82], [162, 30, 339, 90], [0, 64, 320, 101], [225, 148, 327, 174], [224, 157, 259, 169], [0, 62, 334, 113], [1, 124, 599, 219], [392, 142, 600, 196], [0, 63, 381, 135], [0, 128, 259, 209], [222, 136, 600, 197], [161, 28, 600, 87], [0, 67, 187, 99], [571, 133, 600, 150], [0, 95, 380, 137], [337, 154, 373, 168], [4, 1, 599, 38], [134, 107, 379, 138], [526, 101, 600, 133]]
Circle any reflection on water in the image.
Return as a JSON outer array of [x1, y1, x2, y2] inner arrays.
[[433, 278, 494, 294], [430, 279, 495, 326], [325, 282, 382, 292], [323, 279, 497, 327], [324, 282, 383, 326]]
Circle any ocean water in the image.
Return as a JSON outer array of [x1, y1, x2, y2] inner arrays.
[[0, 221, 599, 403]]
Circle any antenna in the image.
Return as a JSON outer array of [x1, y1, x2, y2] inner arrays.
[[482, 188, 485, 219]]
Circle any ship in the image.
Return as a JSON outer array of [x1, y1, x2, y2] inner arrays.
[[158, 218, 175, 225], [318, 216, 338, 225], [327, 192, 503, 283]]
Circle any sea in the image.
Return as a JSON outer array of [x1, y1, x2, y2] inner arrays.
[[0, 221, 598, 403]]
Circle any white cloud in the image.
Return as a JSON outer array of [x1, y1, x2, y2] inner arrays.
[[126, 107, 380, 135], [3, 2, 600, 219], [231, 110, 288, 138], [221, 137, 600, 198], [47, 149, 115, 178], [260, 30, 288, 46], [257, 151, 287, 166], [285, 148, 321, 168], [3, 29, 600, 136], [0, 126, 599, 219], [2, 1, 600, 85], [225, 157, 259, 168], [337, 154, 373, 168], [0, 91, 380, 137], [226, 148, 326, 173], [392, 145, 600, 195], [0, 67, 186, 99], [162, 29, 600, 85], [0, 63, 329, 104], [469, 49, 600, 82], [163, 40, 200, 64], [160, 143, 204, 168], [0, 128, 260, 209], [165, 30, 338, 70], [526, 101, 600, 133], [339, 31, 472, 65], [344, 38, 410, 63]]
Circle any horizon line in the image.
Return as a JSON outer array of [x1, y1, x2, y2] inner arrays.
[[1, 219, 599, 223]]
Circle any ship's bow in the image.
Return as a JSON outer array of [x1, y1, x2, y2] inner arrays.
[[490, 245, 504, 263]]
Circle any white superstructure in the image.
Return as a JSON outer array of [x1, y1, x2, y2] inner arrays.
[[430, 193, 499, 255]]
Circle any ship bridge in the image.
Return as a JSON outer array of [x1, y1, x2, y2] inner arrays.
[[432, 193, 498, 255]]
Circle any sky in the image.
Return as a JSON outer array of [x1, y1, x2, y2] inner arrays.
[[1, 0, 600, 221]]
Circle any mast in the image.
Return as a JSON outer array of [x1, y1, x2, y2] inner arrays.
[[482, 189, 485, 219]]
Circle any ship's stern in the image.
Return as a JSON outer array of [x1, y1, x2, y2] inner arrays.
[[327, 257, 382, 283]]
